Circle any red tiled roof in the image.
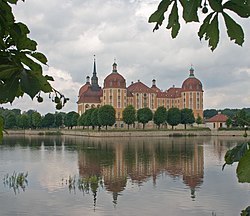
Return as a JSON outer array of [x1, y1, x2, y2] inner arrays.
[[127, 90, 133, 97], [206, 113, 228, 122], [104, 72, 126, 88], [182, 77, 203, 92], [128, 81, 155, 93], [151, 85, 161, 93], [78, 82, 91, 96], [166, 87, 182, 98], [77, 88, 102, 104]]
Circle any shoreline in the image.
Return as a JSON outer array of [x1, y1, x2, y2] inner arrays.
[[4, 129, 248, 137]]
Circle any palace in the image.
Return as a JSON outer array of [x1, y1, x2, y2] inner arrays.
[[77, 59, 204, 119]]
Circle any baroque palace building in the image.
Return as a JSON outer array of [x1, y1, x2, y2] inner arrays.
[[77, 58, 204, 119]]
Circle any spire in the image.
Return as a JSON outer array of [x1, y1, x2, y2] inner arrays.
[[189, 65, 195, 77], [93, 55, 97, 76], [91, 55, 99, 91], [112, 58, 118, 73]]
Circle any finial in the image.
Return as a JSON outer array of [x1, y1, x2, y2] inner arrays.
[[189, 64, 194, 77]]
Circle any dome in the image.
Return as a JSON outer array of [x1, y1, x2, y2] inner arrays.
[[182, 68, 203, 91], [78, 76, 91, 96], [103, 62, 126, 88]]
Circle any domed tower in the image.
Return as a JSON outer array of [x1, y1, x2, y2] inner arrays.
[[103, 61, 127, 120], [181, 67, 203, 118]]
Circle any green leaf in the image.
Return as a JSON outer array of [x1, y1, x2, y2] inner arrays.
[[19, 53, 42, 72], [17, 37, 37, 51], [167, 1, 180, 38], [179, 0, 201, 22], [206, 13, 220, 51], [222, 12, 244, 46], [20, 70, 52, 99], [6, 0, 18, 4], [30, 52, 48, 65], [148, 0, 174, 31], [0, 73, 22, 103], [223, 143, 248, 167], [224, 1, 250, 18], [208, 0, 223, 12], [237, 149, 250, 183], [241, 206, 250, 216], [198, 12, 214, 40], [45, 75, 54, 81]]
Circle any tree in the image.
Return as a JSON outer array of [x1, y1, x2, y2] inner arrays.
[[226, 118, 232, 128], [91, 108, 101, 131], [0, 0, 68, 106], [98, 105, 116, 130], [153, 106, 167, 129], [137, 107, 153, 130], [17, 114, 29, 129], [149, 0, 250, 51], [4, 112, 16, 129], [78, 113, 86, 129], [204, 109, 218, 119], [235, 109, 248, 127], [55, 113, 63, 128], [41, 113, 55, 129], [65, 111, 79, 129], [167, 107, 181, 130], [122, 105, 136, 130], [0, 0, 68, 139], [196, 114, 203, 127], [181, 108, 195, 129], [31, 112, 42, 129], [85, 109, 95, 129]]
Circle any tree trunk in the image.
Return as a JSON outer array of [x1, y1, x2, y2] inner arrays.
[[158, 125, 160, 130], [143, 123, 145, 130], [172, 125, 174, 130], [128, 124, 130, 130], [106, 125, 107, 130], [184, 124, 186, 130]]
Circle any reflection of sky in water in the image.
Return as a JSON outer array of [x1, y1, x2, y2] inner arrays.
[[0, 135, 250, 216]]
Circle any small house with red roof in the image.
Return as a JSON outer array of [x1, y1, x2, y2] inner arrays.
[[205, 112, 228, 129]]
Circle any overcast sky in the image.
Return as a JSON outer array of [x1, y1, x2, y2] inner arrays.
[[2, 0, 250, 114]]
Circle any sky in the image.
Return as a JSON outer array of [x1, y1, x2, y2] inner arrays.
[[2, 0, 250, 114]]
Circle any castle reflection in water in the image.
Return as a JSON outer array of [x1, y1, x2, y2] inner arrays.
[[77, 137, 204, 203]]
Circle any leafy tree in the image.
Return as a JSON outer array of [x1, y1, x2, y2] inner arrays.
[[167, 107, 181, 130], [17, 114, 29, 129], [235, 109, 248, 127], [153, 106, 167, 129], [91, 108, 101, 130], [98, 105, 116, 130], [226, 118, 232, 128], [78, 113, 86, 129], [122, 105, 136, 130], [181, 108, 195, 129], [0, 0, 68, 139], [149, 0, 250, 51], [4, 112, 16, 129], [204, 109, 218, 119], [84, 109, 95, 129], [31, 112, 42, 129], [41, 113, 54, 129], [55, 112, 63, 128], [65, 111, 79, 129], [72, 112, 79, 128], [196, 114, 203, 126], [137, 107, 153, 130]]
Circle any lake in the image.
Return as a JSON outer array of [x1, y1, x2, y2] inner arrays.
[[0, 135, 250, 216]]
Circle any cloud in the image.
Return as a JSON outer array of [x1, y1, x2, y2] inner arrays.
[[4, 0, 250, 113]]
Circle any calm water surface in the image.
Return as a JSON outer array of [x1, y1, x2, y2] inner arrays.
[[0, 135, 250, 216]]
